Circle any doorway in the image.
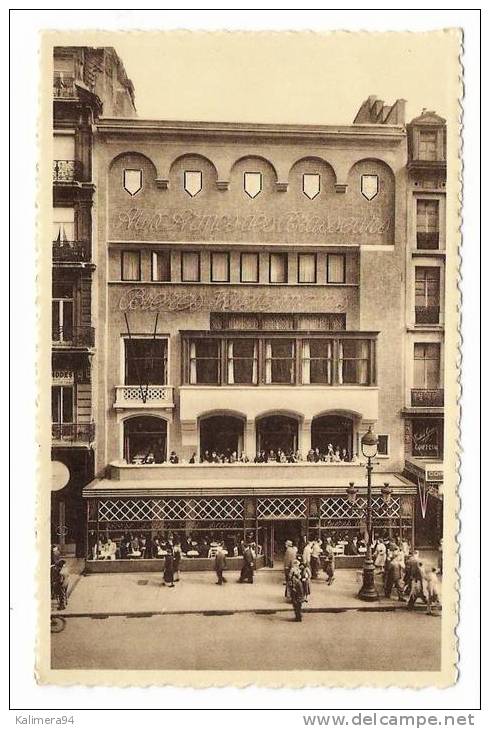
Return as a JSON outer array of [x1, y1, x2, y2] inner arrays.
[[261, 519, 306, 566]]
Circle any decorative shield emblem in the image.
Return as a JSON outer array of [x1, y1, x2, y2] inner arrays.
[[184, 170, 202, 197], [361, 174, 379, 201], [302, 173, 321, 199], [244, 171, 262, 198], [123, 169, 142, 196]]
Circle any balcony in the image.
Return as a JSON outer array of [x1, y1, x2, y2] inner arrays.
[[416, 232, 440, 250], [411, 389, 444, 407], [114, 385, 174, 410], [53, 159, 82, 183], [52, 325, 95, 349], [52, 240, 90, 264], [415, 306, 440, 325], [53, 75, 77, 99], [52, 422, 95, 444]]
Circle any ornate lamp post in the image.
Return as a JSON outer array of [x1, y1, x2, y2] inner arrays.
[[358, 426, 379, 601]]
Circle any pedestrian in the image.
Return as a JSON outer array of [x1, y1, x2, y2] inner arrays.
[[310, 539, 322, 579], [407, 561, 427, 609], [162, 545, 175, 587], [324, 537, 335, 585], [51, 559, 69, 610], [425, 567, 441, 616], [374, 539, 387, 574], [300, 559, 312, 603], [302, 539, 313, 567], [238, 544, 255, 584], [283, 540, 298, 588], [288, 561, 305, 622], [384, 550, 406, 601], [403, 549, 420, 596], [173, 540, 182, 582], [214, 542, 227, 585]]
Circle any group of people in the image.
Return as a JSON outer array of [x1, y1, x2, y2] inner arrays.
[[136, 446, 354, 465], [282, 538, 337, 621], [88, 532, 245, 561]]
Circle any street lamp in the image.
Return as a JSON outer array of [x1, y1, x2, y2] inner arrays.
[[358, 426, 379, 601]]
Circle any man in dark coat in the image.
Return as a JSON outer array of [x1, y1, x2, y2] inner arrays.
[[214, 543, 227, 585], [162, 544, 175, 587], [289, 563, 305, 622], [238, 544, 255, 583]]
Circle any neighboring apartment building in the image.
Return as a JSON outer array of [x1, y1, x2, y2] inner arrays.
[[77, 88, 449, 568], [51, 46, 136, 555]]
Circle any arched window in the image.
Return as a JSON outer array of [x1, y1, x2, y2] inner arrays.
[[256, 415, 298, 456], [311, 415, 354, 461], [123, 416, 167, 464], [199, 415, 244, 461]]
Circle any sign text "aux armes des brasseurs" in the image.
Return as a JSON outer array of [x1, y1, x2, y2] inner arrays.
[[113, 208, 392, 237]]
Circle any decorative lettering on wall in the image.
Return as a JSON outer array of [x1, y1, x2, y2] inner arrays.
[[112, 207, 392, 238], [118, 287, 348, 313]]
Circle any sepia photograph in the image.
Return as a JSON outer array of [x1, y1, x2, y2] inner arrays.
[[36, 27, 461, 687]]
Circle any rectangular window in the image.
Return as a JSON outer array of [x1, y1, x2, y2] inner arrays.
[[226, 339, 258, 384], [377, 435, 389, 456], [121, 250, 141, 281], [240, 252, 259, 283], [301, 339, 333, 384], [416, 199, 439, 249], [269, 253, 288, 283], [211, 252, 230, 282], [51, 385, 73, 424], [53, 134, 75, 160], [181, 251, 200, 282], [53, 207, 75, 242], [124, 339, 168, 385], [327, 254, 346, 284], [415, 267, 440, 324], [338, 339, 370, 385], [265, 339, 295, 384], [418, 130, 438, 161], [298, 253, 317, 283], [151, 250, 171, 282], [189, 339, 221, 384], [52, 281, 74, 342], [414, 343, 440, 389]]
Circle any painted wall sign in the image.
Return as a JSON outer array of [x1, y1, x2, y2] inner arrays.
[[412, 424, 440, 457], [112, 207, 392, 238]]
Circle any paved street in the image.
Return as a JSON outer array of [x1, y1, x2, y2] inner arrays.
[[51, 610, 441, 671]]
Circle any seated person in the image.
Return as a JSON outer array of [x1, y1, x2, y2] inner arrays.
[[267, 450, 277, 463], [129, 536, 141, 557], [189, 452, 197, 464], [169, 451, 179, 464], [201, 450, 211, 463], [306, 449, 316, 462]]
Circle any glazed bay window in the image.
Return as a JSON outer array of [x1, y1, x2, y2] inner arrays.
[[269, 253, 288, 283], [338, 340, 370, 385], [125, 339, 168, 385], [414, 343, 440, 390], [265, 339, 295, 384], [151, 250, 171, 282], [189, 339, 221, 384], [298, 253, 316, 283], [121, 250, 141, 281], [227, 339, 258, 384], [416, 199, 439, 249], [415, 267, 440, 324], [302, 339, 333, 384], [181, 251, 200, 282]]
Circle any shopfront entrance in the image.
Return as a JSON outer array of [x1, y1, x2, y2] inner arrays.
[[260, 519, 307, 567]]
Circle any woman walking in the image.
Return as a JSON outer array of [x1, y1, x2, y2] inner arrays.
[[162, 544, 175, 587]]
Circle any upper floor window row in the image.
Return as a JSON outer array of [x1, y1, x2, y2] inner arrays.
[[119, 250, 349, 285], [122, 168, 382, 201]]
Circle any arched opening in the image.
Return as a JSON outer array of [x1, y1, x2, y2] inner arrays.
[[123, 416, 167, 464], [199, 415, 245, 460], [311, 414, 354, 461], [256, 415, 299, 456]]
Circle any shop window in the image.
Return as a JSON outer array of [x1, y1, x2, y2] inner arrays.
[[302, 173, 321, 200], [416, 199, 439, 249], [226, 339, 258, 384], [211, 252, 230, 282], [377, 435, 389, 456], [301, 339, 333, 384], [412, 419, 442, 459], [240, 252, 259, 283], [327, 254, 346, 284], [53, 207, 75, 242], [123, 416, 167, 464], [151, 250, 171, 282], [269, 253, 288, 284], [184, 170, 202, 197], [181, 251, 200, 282], [189, 339, 221, 384], [244, 172, 262, 199], [51, 385, 73, 424], [338, 340, 370, 385], [415, 267, 440, 324], [124, 338, 168, 385], [121, 250, 141, 281], [298, 253, 317, 283], [52, 282, 74, 342], [418, 130, 438, 161], [414, 343, 440, 389], [265, 339, 295, 384]]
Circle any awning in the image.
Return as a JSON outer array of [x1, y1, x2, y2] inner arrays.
[[404, 458, 444, 500]]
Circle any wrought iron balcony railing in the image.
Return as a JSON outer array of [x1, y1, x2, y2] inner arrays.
[[52, 422, 95, 443], [114, 385, 174, 409], [411, 388, 444, 407], [52, 325, 95, 348], [416, 232, 440, 250], [53, 159, 82, 183], [53, 75, 77, 99], [415, 306, 440, 325], [52, 240, 90, 263]]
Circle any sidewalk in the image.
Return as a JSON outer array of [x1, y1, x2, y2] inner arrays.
[[52, 567, 432, 617]]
